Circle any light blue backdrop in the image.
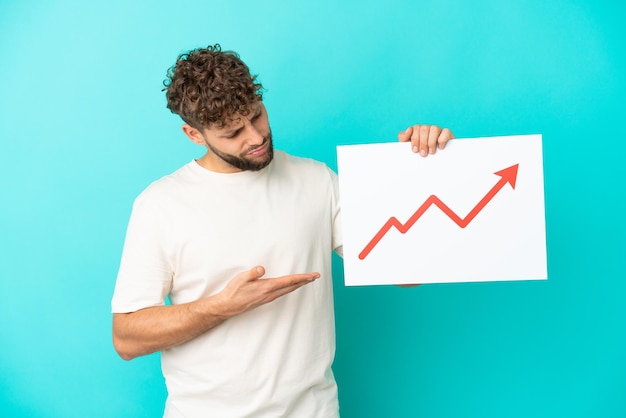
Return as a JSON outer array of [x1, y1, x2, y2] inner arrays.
[[1, 1, 624, 417]]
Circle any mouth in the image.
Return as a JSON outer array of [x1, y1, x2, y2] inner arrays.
[[247, 140, 269, 157]]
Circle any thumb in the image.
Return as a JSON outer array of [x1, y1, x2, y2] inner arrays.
[[251, 265, 265, 279], [236, 265, 266, 282], [398, 126, 413, 142]]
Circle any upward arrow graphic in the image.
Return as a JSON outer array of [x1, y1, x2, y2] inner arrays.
[[358, 164, 519, 260]]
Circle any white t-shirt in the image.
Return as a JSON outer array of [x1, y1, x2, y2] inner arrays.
[[112, 151, 343, 418]]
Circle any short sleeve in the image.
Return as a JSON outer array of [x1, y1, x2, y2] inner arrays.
[[111, 190, 173, 313], [329, 168, 343, 257]]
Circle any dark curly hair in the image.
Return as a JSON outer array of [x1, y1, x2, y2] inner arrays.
[[163, 44, 264, 129]]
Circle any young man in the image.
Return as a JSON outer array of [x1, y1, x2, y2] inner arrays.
[[112, 44, 454, 418]]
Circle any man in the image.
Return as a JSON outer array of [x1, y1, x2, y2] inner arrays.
[[112, 44, 454, 417]]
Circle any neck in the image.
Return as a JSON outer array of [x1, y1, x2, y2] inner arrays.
[[196, 152, 243, 174]]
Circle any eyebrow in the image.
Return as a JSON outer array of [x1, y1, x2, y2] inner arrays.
[[249, 104, 262, 119], [221, 125, 242, 138], [220, 105, 262, 137]]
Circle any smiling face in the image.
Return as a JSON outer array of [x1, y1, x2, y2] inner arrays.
[[183, 102, 274, 173]]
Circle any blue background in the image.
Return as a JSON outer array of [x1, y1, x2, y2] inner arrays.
[[1, 0, 624, 417]]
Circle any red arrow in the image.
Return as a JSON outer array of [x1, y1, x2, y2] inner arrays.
[[358, 164, 519, 260]]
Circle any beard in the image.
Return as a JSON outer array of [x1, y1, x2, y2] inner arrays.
[[206, 130, 274, 172]]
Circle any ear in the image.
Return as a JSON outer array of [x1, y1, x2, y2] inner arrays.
[[182, 124, 206, 146]]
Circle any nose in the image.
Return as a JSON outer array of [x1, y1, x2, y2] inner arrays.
[[245, 123, 264, 145]]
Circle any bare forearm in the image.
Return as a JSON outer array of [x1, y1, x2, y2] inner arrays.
[[112, 296, 229, 360], [112, 266, 320, 360]]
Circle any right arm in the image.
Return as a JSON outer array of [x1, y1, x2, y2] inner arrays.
[[112, 265, 319, 360]]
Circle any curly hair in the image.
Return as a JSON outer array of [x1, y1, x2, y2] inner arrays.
[[163, 44, 264, 129]]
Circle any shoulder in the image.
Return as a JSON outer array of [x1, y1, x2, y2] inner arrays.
[[132, 162, 196, 208], [270, 151, 339, 203], [273, 150, 337, 180]]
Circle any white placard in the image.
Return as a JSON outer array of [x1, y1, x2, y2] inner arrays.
[[337, 135, 547, 285]]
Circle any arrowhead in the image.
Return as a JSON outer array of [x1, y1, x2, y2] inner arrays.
[[494, 164, 519, 189]]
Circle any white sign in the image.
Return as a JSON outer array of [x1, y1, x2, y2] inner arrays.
[[337, 134, 547, 286]]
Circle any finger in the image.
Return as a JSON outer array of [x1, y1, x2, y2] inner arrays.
[[409, 125, 421, 153], [415, 125, 430, 157], [262, 273, 320, 301], [251, 265, 265, 279], [264, 283, 309, 303], [234, 265, 266, 284], [270, 272, 320, 290], [258, 272, 319, 292], [398, 126, 413, 142], [438, 128, 455, 150], [428, 125, 442, 155]]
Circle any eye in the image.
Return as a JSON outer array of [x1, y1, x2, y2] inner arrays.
[[224, 129, 241, 139]]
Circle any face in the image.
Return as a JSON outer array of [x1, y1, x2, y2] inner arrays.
[[185, 102, 274, 173]]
